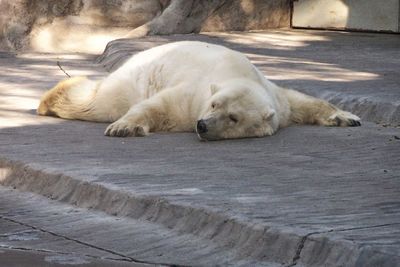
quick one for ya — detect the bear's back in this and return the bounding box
[124,42,230,69]
[104,41,266,108]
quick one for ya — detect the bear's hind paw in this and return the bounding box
[327,111,361,127]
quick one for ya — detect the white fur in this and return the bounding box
[38,41,361,140]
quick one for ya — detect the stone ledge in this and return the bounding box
[1,154,399,266]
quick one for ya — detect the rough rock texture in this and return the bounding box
[0,0,164,52]
[0,186,280,266]
[0,0,290,52]
[125,0,291,38]
[201,0,291,32]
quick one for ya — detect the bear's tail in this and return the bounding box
[37,76,112,122]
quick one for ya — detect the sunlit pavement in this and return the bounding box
[0,30,399,266]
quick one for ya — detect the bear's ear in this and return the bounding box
[210,84,221,95]
[262,109,275,121]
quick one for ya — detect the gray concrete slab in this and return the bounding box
[0,248,151,267]
[0,186,279,266]
[0,30,400,266]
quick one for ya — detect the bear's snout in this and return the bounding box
[197,119,208,134]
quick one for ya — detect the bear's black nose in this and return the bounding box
[197,119,208,134]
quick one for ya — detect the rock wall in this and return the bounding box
[126,0,291,37]
[0,0,165,52]
[0,0,290,52]
[202,0,291,31]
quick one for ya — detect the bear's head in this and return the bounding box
[196,79,278,141]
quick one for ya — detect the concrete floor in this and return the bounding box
[0,30,399,266]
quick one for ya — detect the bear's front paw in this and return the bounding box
[104,120,149,137]
[327,111,361,127]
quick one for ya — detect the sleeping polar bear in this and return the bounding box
[37,41,361,141]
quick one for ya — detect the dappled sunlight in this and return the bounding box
[2,64,55,71]
[0,90,41,101]
[0,92,63,128]
[0,167,11,182]
[248,54,380,82]
[0,70,57,81]
[262,67,379,82]
[0,52,105,129]
[31,18,131,54]
[16,53,96,61]
[240,0,255,14]
[1,29,397,130]
[14,54,107,79]
[0,54,103,85]
[0,109,59,128]
[0,85,57,128]
[208,31,330,50]
[0,111,43,128]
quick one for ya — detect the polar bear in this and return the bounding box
[37,41,360,141]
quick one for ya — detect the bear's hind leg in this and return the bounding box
[283,88,361,127]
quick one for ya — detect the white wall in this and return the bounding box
[292,0,400,32]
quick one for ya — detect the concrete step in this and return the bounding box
[0,248,150,267]
[0,186,280,266]
[1,121,399,266]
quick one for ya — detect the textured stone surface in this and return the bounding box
[0,0,290,52]
[125,0,290,38]
[0,30,399,266]
[0,187,284,266]
[0,0,163,52]
[201,0,290,32]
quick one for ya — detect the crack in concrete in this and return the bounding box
[0,215,183,267]
[2,159,399,266]
[286,222,400,266]
[327,223,400,233]
[286,232,316,267]
[0,160,298,265]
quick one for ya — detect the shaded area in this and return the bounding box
[0,248,150,267]
[0,120,399,266]
[0,52,104,128]
[0,187,280,266]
